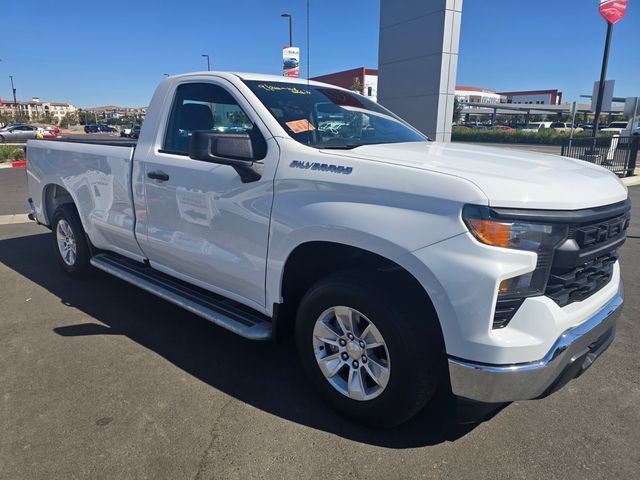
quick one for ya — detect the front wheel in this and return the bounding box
[51,204,92,277]
[296,271,444,427]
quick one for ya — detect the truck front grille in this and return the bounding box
[489,200,629,329]
[545,250,618,307]
[545,209,629,308]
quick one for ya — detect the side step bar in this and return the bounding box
[90,253,272,340]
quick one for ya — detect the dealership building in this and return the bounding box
[313,68,562,109]
[454,86,501,104]
[311,67,379,101]
[499,89,563,105]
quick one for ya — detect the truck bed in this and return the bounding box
[27,138,143,261]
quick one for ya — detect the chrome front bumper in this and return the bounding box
[448,284,623,403]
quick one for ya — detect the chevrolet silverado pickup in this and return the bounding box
[26,72,629,427]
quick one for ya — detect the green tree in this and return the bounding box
[453,97,463,123]
[0,112,13,126]
[350,77,363,94]
[227,110,250,126]
[77,109,94,125]
[59,112,77,128]
[14,112,29,123]
[42,112,54,125]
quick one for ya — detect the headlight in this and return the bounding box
[463,205,568,298]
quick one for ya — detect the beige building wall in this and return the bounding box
[0,98,77,123]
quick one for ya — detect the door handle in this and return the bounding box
[147,170,170,181]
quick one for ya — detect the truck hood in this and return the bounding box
[327,142,628,210]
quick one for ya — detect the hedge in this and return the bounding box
[451,128,612,145]
[0,145,26,162]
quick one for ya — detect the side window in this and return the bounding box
[163,82,255,155]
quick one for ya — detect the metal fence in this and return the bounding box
[561,135,640,177]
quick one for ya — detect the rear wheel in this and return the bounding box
[51,204,92,277]
[296,271,444,427]
[0,135,5,143]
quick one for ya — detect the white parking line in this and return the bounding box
[0,214,32,225]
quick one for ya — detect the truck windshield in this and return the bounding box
[243,80,426,148]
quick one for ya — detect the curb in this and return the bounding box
[622,175,640,187]
[0,161,26,169]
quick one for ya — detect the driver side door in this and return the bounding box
[134,79,279,311]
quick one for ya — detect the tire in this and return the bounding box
[295,270,444,428]
[51,204,92,277]
[0,135,4,143]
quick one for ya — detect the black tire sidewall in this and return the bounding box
[51,204,91,277]
[296,272,442,427]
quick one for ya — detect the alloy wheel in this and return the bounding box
[56,219,77,266]
[312,306,391,401]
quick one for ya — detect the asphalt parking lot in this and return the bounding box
[1,166,639,479]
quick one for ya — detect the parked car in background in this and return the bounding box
[522,122,551,132]
[45,126,61,134]
[602,122,630,134]
[0,123,24,130]
[120,125,133,137]
[624,120,640,136]
[0,124,39,142]
[84,124,100,133]
[40,130,61,140]
[130,125,141,139]
[97,124,117,133]
[550,122,583,133]
[493,125,515,132]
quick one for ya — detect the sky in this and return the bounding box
[0,0,638,108]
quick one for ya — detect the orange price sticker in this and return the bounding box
[285,119,316,134]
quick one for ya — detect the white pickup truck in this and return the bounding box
[26,72,629,427]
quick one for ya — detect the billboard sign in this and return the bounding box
[599,0,627,24]
[282,46,300,78]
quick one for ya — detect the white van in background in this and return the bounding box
[522,121,552,132]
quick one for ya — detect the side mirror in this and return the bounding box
[189,130,262,183]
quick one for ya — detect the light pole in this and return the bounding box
[281,13,293,47]
[591,22,613,144]
[9,75,17,121]
[201,54,210,71]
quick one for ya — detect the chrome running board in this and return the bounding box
[90,253,272,340]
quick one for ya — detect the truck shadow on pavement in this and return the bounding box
[0,232,506,448]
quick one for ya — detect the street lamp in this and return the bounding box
[201,54,210,71]
[9,75,17,121]
[281,13,293,47]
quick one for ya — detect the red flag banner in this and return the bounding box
[599,0,628,24]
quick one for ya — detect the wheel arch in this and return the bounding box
[273,240,444,343]
[42,182,76,226]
